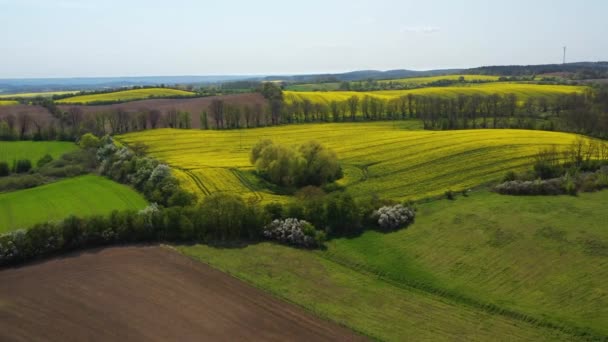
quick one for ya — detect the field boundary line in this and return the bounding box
[318,252,607,341]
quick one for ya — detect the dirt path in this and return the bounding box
[0,246,365,342]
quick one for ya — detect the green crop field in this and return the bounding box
[0,100,18,106]
[0,141,79,165]
[119,122,600,203]
[179,189,608,340]
[0,91,77,98]
[55,88,196,104]
[0,175,147,233]
[284,83,585,104]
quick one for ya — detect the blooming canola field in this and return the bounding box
[119,122,596,202]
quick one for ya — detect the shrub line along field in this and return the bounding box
[284,82,585,104]
[0,175,148,233]
[0,100,18,106]
[55,88,196,104]
[0,246,364,342]
[0,141,79,165]
[179,190,608,340]
[119,122,598,203]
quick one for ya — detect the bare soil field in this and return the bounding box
[57,93,268,128]
[0,245,363,342]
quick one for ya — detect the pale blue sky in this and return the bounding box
[1,0,607,78]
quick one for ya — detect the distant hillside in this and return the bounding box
[466,62,608,78]
[0,75,254,94]
[263,69,463,83]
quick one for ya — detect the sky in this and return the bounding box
[1,0,607,78]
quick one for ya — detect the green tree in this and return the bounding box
[0,161,9,177]
[79,133,101,149]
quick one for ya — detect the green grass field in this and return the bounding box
[0,91,77,98]
[179,189,608,340]
[119,122,599,202]
[55,88,195,104]
[284,83,585,104]
[0,175,147,233]
[0,141,79,165]
[0,100,18,106]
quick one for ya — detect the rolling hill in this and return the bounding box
[0,175,147,233]
[119,122,600,203]
[56,88,196,104]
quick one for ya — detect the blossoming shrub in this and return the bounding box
[263,218,325,248]
[372,204,416,231]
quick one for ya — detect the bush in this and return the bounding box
[0,174,45,192]
[197,193,263,241]
[0,161,9,177]
[37,154,53,168]
[14,159,32,173]
[503,170,517,182]
[96,137,193,207]
[250,140,342,187]
[79,133,101,149]
[494,178,566,195]
[372,204,416,231]
[263,218,325,248]
[445,189,455,200]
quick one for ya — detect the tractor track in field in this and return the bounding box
[177,167,211,196]
[230,169,263,203]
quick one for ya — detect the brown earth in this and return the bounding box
[0,245,364,342]
[57,93,268,128]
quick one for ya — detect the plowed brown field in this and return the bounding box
[0,246,364,342]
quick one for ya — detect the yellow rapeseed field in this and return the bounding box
[284,82,585,104]
[56,88,195,104]
[119,122,600,202]
[377,74,501,84]
[0,100,18,106]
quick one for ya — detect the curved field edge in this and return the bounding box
[321,190,608,336]
[178,243,576,341]
[55,88,196,104]
[178,189,608,340]
[118,123,602,202]
[0,175,148,233]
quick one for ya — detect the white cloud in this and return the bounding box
[400,26,441,34]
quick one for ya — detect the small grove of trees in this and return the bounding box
[495,138,608,196]
[250,140,342,187]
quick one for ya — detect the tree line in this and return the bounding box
[2,84,607,141]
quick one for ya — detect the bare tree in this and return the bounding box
[17,112,31,139]
[347,95,359,121]
[148,109,161,129]
[210,99,224,128]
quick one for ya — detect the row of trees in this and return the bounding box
[0,186,416,266]
[3,85,607,141]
